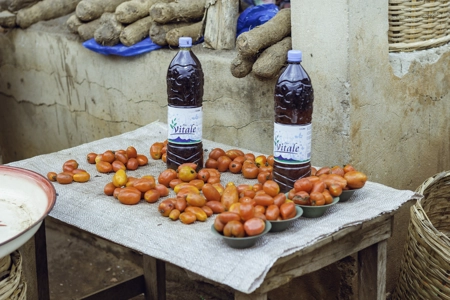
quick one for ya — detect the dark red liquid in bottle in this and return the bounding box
[273,50,314,193]
[166,37,204,171]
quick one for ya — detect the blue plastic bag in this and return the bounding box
[236,4,279,37]
[82,37,163,57]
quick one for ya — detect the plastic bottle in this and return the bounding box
[166,37,204,171]
[272,50,314,193]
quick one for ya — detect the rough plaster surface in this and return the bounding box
[292,0,450,295]
[1,0,450,296]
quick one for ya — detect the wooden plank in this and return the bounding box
[253,216,392,294]
[235,291,267,300]
[203,0,239,50]
[35,219,50,300]
[80,275,145,300]
[358,240,387,300]
[143,255,166,300]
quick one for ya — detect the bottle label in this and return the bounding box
[273,123,311,164]
[167,106,202,144]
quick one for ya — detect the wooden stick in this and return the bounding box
[203,0,239,50]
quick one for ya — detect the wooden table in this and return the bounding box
[32,209,392,300]
[10,122,412,300]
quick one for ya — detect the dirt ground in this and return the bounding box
[45,218,235,300]
[44,217,348,300]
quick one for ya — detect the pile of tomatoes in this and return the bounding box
[288,165,368,206]
[86,146,149,173]
[47,159,91,184]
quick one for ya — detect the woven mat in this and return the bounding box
[7,121,418,294]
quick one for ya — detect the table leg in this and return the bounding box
[235,291,267,300]
[35,219,50,300]
[142,255,166,300]
[358,240,387,300]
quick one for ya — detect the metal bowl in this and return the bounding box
[0,166,56,258]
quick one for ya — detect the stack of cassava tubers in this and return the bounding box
[64,0,207,47]
[231,7,292,79]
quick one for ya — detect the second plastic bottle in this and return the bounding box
[166,37,204,171]
[272,50,314,193]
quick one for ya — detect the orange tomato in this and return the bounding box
[133,178,156,193]
[150,142,164,160]
[292,190,310,205]
[239,203,255,221]
[243,218,265,236]
[185,206,208,221]
[126,146,137,159]
[209,148,226,160]
[315,167,330,176]
[330,165,345,177]
[310,166,317,176]
[144,189,161,203]
[186,193,207,207]
[280,202,296,220]
[112,160,126,172]
[254,155,267,168]
[197,169,210,182]
[265,204,280,220]
[273,193,286,207]
[73,172,90,183]
[205,158,219,169]
[242,163,259,179]
[158,198,175,216]
[229,161,242,174]
[257,171,271,184]
[104,182,116,196]
[223,220,245,237]
[310,192,325,206]
[263,180,280,197]
[201,206,213,217]
[322,189,334,205]
[202,183,222,202]
[96,161,113,173]
[344,171,367,189]
[179,212,196,224]
[294,178,313,193]
[189,179,204,190]
[204,201,225,214]
[343,164,356,173]
[56,172,73,184]
[136,154,148,166]
[218,211,241,224]
[175,196,187,212]
[158,169,178,187]
[86,153,97,164]
[221,183,239,211]
[47,172,57,182]
[118,187,141,205]
[169,209,181,221]
[101,151,115,163]
[253,192,274,207]
[311,181,326,193]
[154,184,169,197]
[328,183,343,197]
[217,155,232,172]
[114,152,128,164]
[225,149,244,160]
[126,158,139,170]
[266,155,275,167]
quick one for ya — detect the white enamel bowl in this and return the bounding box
[0,165,56,258]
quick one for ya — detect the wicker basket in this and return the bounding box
[389,0,450,52]
[392,171,450,300]
[0,251,27,300]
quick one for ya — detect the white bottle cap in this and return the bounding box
[179,37,192,47]
[287,50,302,62]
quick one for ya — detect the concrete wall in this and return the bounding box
[2,0,450,298]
